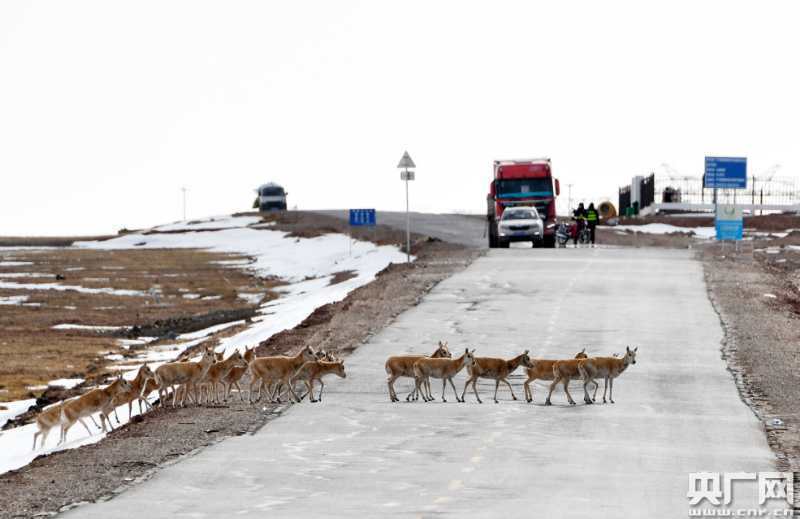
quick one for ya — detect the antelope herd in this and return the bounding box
[386,341,638,406]
[32,339,638,451]
[32,345,346,450]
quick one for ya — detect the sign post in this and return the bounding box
[397,151,416,263]
[705,157,747,244]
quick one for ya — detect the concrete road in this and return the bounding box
[315,210,487,249]
[65,248,777,518]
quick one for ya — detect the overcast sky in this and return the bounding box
[1,1,799,235]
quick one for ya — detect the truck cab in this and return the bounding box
[256,183,288,211]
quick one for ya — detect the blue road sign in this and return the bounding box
[349,209,376,227]
[704,157,747,189]
[716,220,743,240]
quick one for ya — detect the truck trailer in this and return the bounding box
[487,158,560,248]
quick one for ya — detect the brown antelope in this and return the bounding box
[385,341,451,402]
[60,375,133,444]
[222,347,256,401]
[32,403,64,450]
[461,350,533,403]
[248,345,317,403]
[200,350,248,404]
[522,349,596,403]
[110,364,156,423]
[154,348,215,407]
[288,360,346,402]
[578,346,638,404]
[412,348,475,403]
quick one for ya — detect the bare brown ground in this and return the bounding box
[0,248,280,402]
[0,238,476,519]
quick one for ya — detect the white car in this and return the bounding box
[497,206,544,248]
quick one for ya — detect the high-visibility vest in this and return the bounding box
[586,210,598,222]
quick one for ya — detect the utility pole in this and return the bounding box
[396,151,416,263]
[181,187,188,221]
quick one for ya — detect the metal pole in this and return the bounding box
[405,171,410,263]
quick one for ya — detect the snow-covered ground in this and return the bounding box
[0,280,147,297]
[52,324,126,332]
[47,378,84,390]
[0,215,407,475]
[0,295,29,305]
[0,399,36,429]
[614,223,716,239]
[152,215,262,232]
[0,260,33,267]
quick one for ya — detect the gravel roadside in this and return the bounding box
[0,239,478,519]
[702,244,800,473]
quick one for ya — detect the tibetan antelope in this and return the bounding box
[248,345,317,403]
[578,346,638,404]
[385,341,452,402]
[154,348,215,407]
[522,349,596,403]
[288,360,346,402]
[200,350,248,404]
[32,403,64,450]
[60,375,132,444]
[461,350,533,403]
[412,348,475,403]
[221,347,256,401]
[112,363,156,423]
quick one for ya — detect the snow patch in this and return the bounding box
[153,215,262,232]
[52,324,126,332]
[614,223,715,239]
[0,295,28,305]
[0,281,147,297]
[0,399,37,429]
[0,272,52,278]
[48,378,84,389]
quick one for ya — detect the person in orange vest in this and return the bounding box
[586,202,599,246]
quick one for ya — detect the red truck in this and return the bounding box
[487,158,561,248]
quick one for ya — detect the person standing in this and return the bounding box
[572,202,587,247]
[586,202,599,246]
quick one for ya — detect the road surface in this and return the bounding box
[316,210,487,249]
[65,248,777,518]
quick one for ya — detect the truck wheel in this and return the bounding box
[543,236,556,248]
[487,222,498,248]
[498,239,509,248]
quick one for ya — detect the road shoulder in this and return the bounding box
[703,248,799,472]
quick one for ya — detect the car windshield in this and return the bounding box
[502,209,538,220]
[261,187,284,196]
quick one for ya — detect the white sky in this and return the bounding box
[1,1,799,235]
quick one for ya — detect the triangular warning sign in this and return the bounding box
[397,151,416,169]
